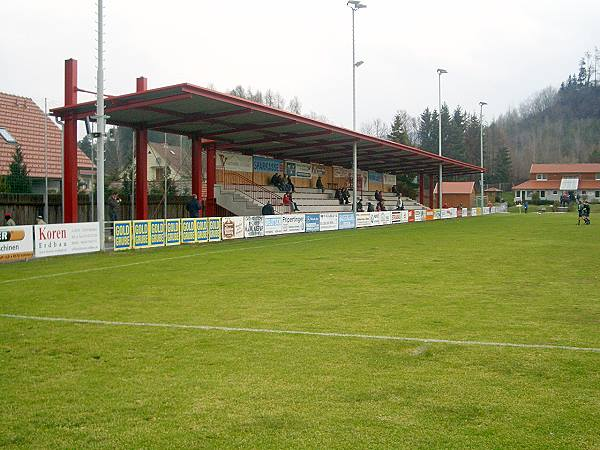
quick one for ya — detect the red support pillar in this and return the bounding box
[206,143,217,217]
[135,77,148,220]
[191,136,203,207]
[419,173,424,205]
[63,59,78,223]
[429,174,435,209]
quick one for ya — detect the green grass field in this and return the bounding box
[1,213,599,449]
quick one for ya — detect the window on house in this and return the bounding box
[540,191,545,198]
[0,128,17,144]
[536,173,547,181]
[596,173,600,181]
[527,191,532,196]
[553,191,557,195]
[582,191,587,195]
[155,167,165,180]
[596,191,600,198]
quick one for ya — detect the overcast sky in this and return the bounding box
[2,0,600,130]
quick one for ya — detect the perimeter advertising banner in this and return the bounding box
[281,214,306,233]
[244,216,265,238]
[356,212,371,228]
[208,218,222,242]
[181,218,197,243]
[391,211,402,224]
[132,220,150,248]
[305,214,320,232]
[381,211,392,225]
[196,218,209,243]
[166,219,181,246]
[221,216,244,240]
[434,210,441,220]
[114,221,132,251]
[414,210,424,222]
[0,225,34,262]
[369,212,382,226]
[34,222,100,257]
[462,208,469,217]
[149,220,166,247]
[483,207,490,215]
[426,209,434,221]
[320,213,338,231]
[471,208,478,216]
[338,212,355,230]
[264,215,283,236]
[408,210,415,222]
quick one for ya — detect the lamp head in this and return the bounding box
[355,60,364,67]
[347,1,366,9]
[437,68,448,75]
[479,101,488,106]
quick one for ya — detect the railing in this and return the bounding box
[217,170,286,214]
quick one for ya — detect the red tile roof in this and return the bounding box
[512,180,561,190]
[530,163,600,174]
[433,181,475,194]
[0,92,94,179]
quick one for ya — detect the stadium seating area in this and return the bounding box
[216,184,426,216]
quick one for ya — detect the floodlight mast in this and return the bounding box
[96,0,107,250]
[437,68,447,210]
[479,101,488,208]
[348,0,366,213]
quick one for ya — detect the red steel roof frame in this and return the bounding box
[52,82,484,176]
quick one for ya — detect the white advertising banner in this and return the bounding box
[281,214,305,234]
[441,209,452,220]
[311,163,327,177]
[462,208,469,217]
[471,208,478,216]
[221,216,244,240]
[381,211,392,225]
[391,211,402,224]
[0,225,34,263]
[383,174,397,186]
[414,210,424,222]
[450,208,458,218]
[369,212,382,226]
[217,150,253,173]
[333,166,349,178]
[34,222,100,258]
[244,216,265,238]
[264,215,283,236]
[483,207,490,215]
[320,213,339,231]
[356,212,371,228]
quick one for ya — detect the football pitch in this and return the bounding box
[1,213,599,449]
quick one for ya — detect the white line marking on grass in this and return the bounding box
[0,236,331,285]
[2,314,599,353]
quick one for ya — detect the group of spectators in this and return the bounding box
[577,200,591,225]
[334,187,351,205]
[270,173,295,193]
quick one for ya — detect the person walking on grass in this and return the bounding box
[577,201,584,225]
[582,200,591,225]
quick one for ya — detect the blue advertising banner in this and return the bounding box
[132,220,150,248]
[253,155,284,173]
[181,218,196,243]
[113,221,132,251]
[149,220,165,247]
[196,218,209,243]
[166,219,181,246]
[338,212,356,230]
[368,171,383,183]
[305,214,320,232]
[208,218,222,242]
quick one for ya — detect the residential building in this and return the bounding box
[512,164,600,203]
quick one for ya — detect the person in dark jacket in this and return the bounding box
[186,194,202,218]
[316,176,324,193]
[108,193,121,222]
[262,201,275,215]
[356,198,364,212]
[367,202,374,212]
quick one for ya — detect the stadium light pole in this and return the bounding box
[437,68,447,210]
[348,0,366,213]
[479,101,487,209]
[44,98,49,223]
[95,0,107,250]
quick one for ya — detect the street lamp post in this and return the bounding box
[348,0,366,213]
[437,68,447,210]
[479,101,488,208]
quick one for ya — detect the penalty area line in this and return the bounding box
[1,313,600,354]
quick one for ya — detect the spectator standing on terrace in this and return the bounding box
[286,176,295,193]
[262,201,275,215]
[4,213,16,226]
[316,176,324,193]
[396,193,404,211]
[375,190,383,203]
[186,194,202,218]
[108,193,122,222]
[356,198,364,212]
[341,187,350,205]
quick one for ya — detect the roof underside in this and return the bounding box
[52,84,484,176]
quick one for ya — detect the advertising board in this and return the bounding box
[383,174,397,186]
[338,212,355,230]
[408,210,415,222]
[244,216,265,238]
[196,218,209,243]
[282,214,305,234]
[181,218,197,243]
[208,218,222,242]
[425,209,434,221]
[391,211,402,224]
[34,222,100,257]
[414,210,424,222]
[304,214,320,232]
[253,155,284,173]
[462,208,469,217]
[166,219,181,246]
[369,212,382,226]
[113,221,132,251]
[0,225,34,262]
[149,220,166,247]
[356,212,371,228]
[132,220,150,248]
[381,211,392,225]
[286,161,312,178]
[264,215,283,236]
[221,216,244,240]
[319,213,338,231]
[216,150,253,173]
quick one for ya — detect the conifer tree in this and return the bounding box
[6,145,32,193]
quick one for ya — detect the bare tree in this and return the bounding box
[360,118,390,139]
